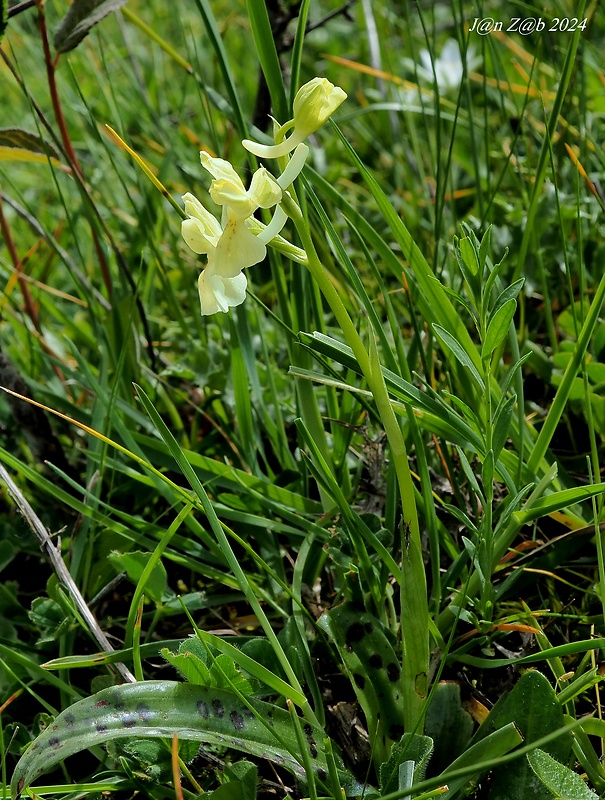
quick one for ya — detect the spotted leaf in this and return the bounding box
[11,680,332,798]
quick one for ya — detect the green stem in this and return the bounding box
[281,193,429,730]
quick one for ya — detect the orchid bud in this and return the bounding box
[292,78,347,139]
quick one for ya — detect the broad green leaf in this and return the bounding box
[162,640,253,696]
[28,597,72,646]
[162,640,211,686]
[459,236,480,277]
[54,0,129,52]
[482,299,517,360]
[379,733,433,795]
[425,682,474,774]
[10,681,333,798]
[472,671,569,800]
[527,748,598,799]
[109,550,167,604]
[439,723,524,799]
[211,761,258,800]
[194,629,307,706]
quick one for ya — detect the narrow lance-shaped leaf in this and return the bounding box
[54,0,129,53]
[433,324,485,390]
[0,129,61,160]
[481,298,517,360]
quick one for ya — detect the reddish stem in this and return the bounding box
[0,199,40,330]
[35,0,113,297]
[0,197,67,386]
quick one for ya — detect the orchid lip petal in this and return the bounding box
[198,268,247,315]
[214,216,267,277]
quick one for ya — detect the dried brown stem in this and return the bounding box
[0,464,136,683]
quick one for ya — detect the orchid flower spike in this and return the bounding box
[243,78,347,159]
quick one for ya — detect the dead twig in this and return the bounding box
[0,464,136,683]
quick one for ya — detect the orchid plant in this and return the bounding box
[179,76,429,731]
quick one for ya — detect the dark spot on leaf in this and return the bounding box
[242,707,254,718]
[96,721,107,733]
[309,741,317,758]
[17,777,25,796]
[230,710,245,731]
[52,725,58,731]
[389,723,405,741]
[64,713,75,728]
[304,724,312,736]
[318,769,327,780]
[48,736,60,748]
[386,662,401,682]
[369,653,383,669]
[136,703,153,722]
[197,700,209,718]
[232,738,245,748]
[353,673,366,689]
[346,621,366,647]
[122,713,136,728]
[94,699,110,708]
[364,622,374,634]
[212,699,225,718]
[115,701,125,711]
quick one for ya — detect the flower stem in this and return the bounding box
[281,192,429,730]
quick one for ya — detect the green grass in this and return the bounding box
[1,0,605,798]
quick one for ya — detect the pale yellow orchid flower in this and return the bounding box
[200,152,283,279]
[181,191,250,315]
